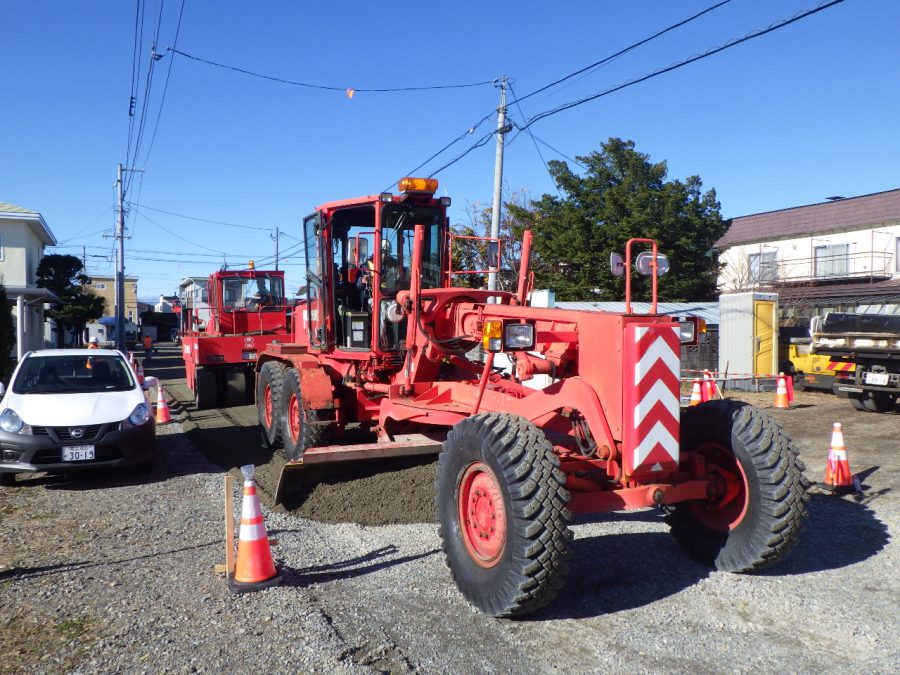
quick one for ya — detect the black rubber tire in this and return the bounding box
[194,369,218,410]
[849,396,868,412]
[666,400,809,572]
[0,472,15,486]
[256,361,286,449]
[280,368,331,461]
[436,413,573,617]
[864,392,896,413]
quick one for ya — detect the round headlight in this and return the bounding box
[127,403,152,428]
[0,409,25,434]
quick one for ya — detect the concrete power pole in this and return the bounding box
[272,226,280,271]
[487,77,509,294]
[115,163,126,353]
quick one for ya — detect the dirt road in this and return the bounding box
[1,345,896,672]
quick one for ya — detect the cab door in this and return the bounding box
[303,213,328,350]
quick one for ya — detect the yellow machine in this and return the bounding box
[780,334,853,391]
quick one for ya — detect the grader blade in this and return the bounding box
[274,433,444,505]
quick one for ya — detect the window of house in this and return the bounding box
[748,251,777,283]
[94,282,106,290]
[814,243,849,278]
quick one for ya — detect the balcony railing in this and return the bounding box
[752,251,894,285]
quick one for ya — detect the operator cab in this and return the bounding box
[303,178,447,356]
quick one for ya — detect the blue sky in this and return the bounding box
[2,0,898,300]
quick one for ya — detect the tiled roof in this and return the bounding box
[716,188,900,248]
[0,201,37,215]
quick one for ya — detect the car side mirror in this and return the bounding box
[610,252,625,277]
[142,376,159,391]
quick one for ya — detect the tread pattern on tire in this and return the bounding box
[436,412,573,617]
[667,399,810,572]
[280,368,331,461]
[257,361,286,449]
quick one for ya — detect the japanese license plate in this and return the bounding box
[62,445,95,462]
[864,372,889,386]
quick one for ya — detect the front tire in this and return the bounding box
[436,413,573,617]
[257,361,286,449]
[667,400,809,572]
[280,368,331,461]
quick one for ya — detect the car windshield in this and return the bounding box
[12,354,135,394]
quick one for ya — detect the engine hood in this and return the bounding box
[2,390,144,427]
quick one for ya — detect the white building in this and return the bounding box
[0,201,60,358]
[716,188,900,320]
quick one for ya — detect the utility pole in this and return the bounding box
[115,164,126,353]
[114,164,142,353]
[488,76,509,294]
[272,226,280,271]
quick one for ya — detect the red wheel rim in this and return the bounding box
[264,385,273,428]
[288,392,300,444]
[689,442,749,532]
[458,462,506,567]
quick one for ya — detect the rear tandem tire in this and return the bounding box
[436,413,573,617]
[666,400,809,572]
[864,392,897,413]
[280,368,331,462]
[257,361,286,449]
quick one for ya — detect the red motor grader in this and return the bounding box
[255,177,809,617]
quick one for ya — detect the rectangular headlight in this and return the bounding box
[241,351,258,361]
[678,320,696,344]
[504,323,535,351]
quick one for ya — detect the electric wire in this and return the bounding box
[135,209,229,254]
[508,0,733,107]
[507,80,559,196]
[127,203,273,231]
[168,48,494,92]
[125,0,145,172]
[520,0,846,131]
[142,0,186,168]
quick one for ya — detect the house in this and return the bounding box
[84,274,139,325]
[179,276,210,332]
[0,201,60,358]
[716,188,900,323]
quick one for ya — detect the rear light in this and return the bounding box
[242,351,257,360]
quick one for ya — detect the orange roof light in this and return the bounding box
[398,177,438,194]
[248,260,255,270]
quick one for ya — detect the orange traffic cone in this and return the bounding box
[155,384,172,424]
[701,371,717,402]
[781,371,795,402]
[689,380,703,406]
[229,465,282,593]
[136,360,145,386]
[823,422,858,492]
[773,374,790,409]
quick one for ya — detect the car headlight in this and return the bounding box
[0,409,32,435]
[121,403,152,429]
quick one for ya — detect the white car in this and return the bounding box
[0,349,158,486]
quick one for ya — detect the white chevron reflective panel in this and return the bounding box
[633,327,680,385]
[633,420,679,466]
[633,379,681,427]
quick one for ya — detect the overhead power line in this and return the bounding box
[521,0,846,131]
[168,48,494,93]
[509,0,733,107]
[128,202,273,231]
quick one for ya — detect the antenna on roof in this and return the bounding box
[825,196,845,201]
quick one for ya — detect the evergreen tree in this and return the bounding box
[36,254,105,347]
[0,283,16,380]
[511,138,729,301]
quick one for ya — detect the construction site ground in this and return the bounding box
[0,344,897,673]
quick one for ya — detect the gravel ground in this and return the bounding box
[1,362,898,673]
